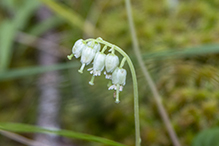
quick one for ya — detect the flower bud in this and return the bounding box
[105,54,119,73]
[87,41,101,52]
[112,67,127,85]
[72,39,86,58]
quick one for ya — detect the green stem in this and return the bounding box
[115,84,120,103]
[101,45,107,53]
[78,63,85,73]
[85,38,141,146]
[116,47,141,146]
[89,75,95,85]
[120,57,126,68]
[111,46,115,54]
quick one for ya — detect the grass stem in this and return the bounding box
[124,0,181,146]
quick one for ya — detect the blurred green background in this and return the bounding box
[0,0,219,146]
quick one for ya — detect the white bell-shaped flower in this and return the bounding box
[108,67,127,91]
[88,52,106,76]
[87,41,101,52]
[88,52,106,86]
[81,46,96,65]
[108,67,127,103]
[112,67,127,85]
[105,53,119,73]
[78,46,96,73]
[72,39,86,58]
[104,53,119,79]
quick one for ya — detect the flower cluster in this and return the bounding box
[67,38,127,103]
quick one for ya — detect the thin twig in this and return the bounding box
[0,130,49,146]
[124,0,181,146]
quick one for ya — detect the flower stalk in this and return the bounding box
[68,37,141,146]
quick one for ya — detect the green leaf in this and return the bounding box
[0,62,79,81]
[192,127,219,146]
[0,20,16,72]
[0,123,126,146]
[0,0,40,72]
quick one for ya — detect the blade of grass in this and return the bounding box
[143,44,219,60]
[29,15,64,36]
[0,62,78,81]
[40,0,83,29]
[0,20,16,72]
[0,0,40,72]
[39,0,96,36]
[125,0,181,146]
[0,123,126,146]
[14,0,40,30]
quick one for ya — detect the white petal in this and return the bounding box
[92,52,106,76]
[119,86,123,91]
[81,46,96,65]
[87,68,93,71]
[105,54,119,73]
[112,68,127,85]
[87,41,101,52]
[72,39,86,58]
[108,85,116,90]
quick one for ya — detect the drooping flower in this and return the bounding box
[112,68,126,85]
[81,46,96,64]
[104,53,119,79]
[88,52,106,85]
[87,41,101,52]
[88,52,106,76]
[108,67,127,103]
[105,54,119,72]
[78,45,96,73]
[72,39,86,58]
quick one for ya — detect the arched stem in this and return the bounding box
[85,38,141,146]
[114,46,141,146]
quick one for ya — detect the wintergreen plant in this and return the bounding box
[67,37,141,146]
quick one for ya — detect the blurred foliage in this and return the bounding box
[0,123,126,146]
[192,127,219,146]
[0,0,219,146]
